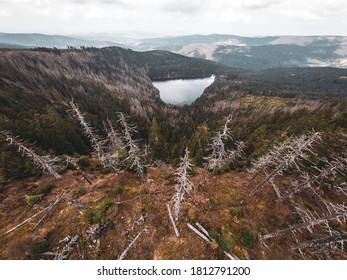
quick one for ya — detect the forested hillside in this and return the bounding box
[0,47,346,260]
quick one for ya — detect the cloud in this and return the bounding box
[162,0,206,15]
[0,0,346,35]
[242,0,283,10]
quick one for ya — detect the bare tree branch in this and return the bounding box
[204,115,244,172]
[171,147,194,221]
[249,130,322,197]
[68,100,119,173]
[118,112,145,182]
[263,205,347,240]
[1,130,62,179]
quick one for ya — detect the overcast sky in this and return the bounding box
[0,0,346,36]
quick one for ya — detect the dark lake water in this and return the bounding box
[152,75,215,105]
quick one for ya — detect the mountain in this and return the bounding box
[1,33,347,69]
[0,33,127,49]
[132,34,347,69]
[0,47,346,260]
[0,46,227,157]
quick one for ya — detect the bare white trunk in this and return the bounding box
[118,227,148,260]
[167,204,180,237]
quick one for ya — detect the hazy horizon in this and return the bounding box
[2,31,347,39]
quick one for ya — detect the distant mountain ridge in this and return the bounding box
[0,32,127,49]
[133,34,347,69]
[1,32,347,69]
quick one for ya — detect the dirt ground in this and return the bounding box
[0,163,343,260]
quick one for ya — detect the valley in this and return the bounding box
[0,45,346,260]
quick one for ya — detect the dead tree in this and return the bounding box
[118,112,145,182]
[1,131,62,179]
[167,203,180,237]
[170,147,194,222]
[118,227,148,260]
[281,153,347,200]
[187,222,239,260]
[103,119,125,166]
[55,235,80,260]
[68,100,119,173]
[247,138,293,186]
[248,130,322,197]
[204,115,244,172]
[0,191,65,237]
[262,203,347,240]
[291,233,347,253]
[33,191,65,230]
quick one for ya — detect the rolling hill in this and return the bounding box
[1,33,347,69]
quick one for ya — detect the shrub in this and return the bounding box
[78,156,91,169]
[115,185,124,195]
[188,208,196,220]
[209,197,220,206]
[209,229,234,253]
[35,183,54,196]
[236,227,257,248]
[26,195,42,206]
[83,199,114,224]
[259,227,269,235]
[31,239,50,255]
[74,186,87,198]
[212,167,226,176]
[230,207,242,218]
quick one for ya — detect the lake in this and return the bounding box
[152,75,215,105]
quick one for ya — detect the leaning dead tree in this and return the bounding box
[33,191,65,230]
[204,115,244,172]
[118,227,148,260]
[68,100,119,173]
[1,130,62,179]
[291,232,347,252]
[187,222,239,260]
[0,191,65,237]
[262,203,347,240]
[171,148,195,221]
[118,112,145,182]
[167,203,180,237]
[281,153,347,200]
[248,130,322,197]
